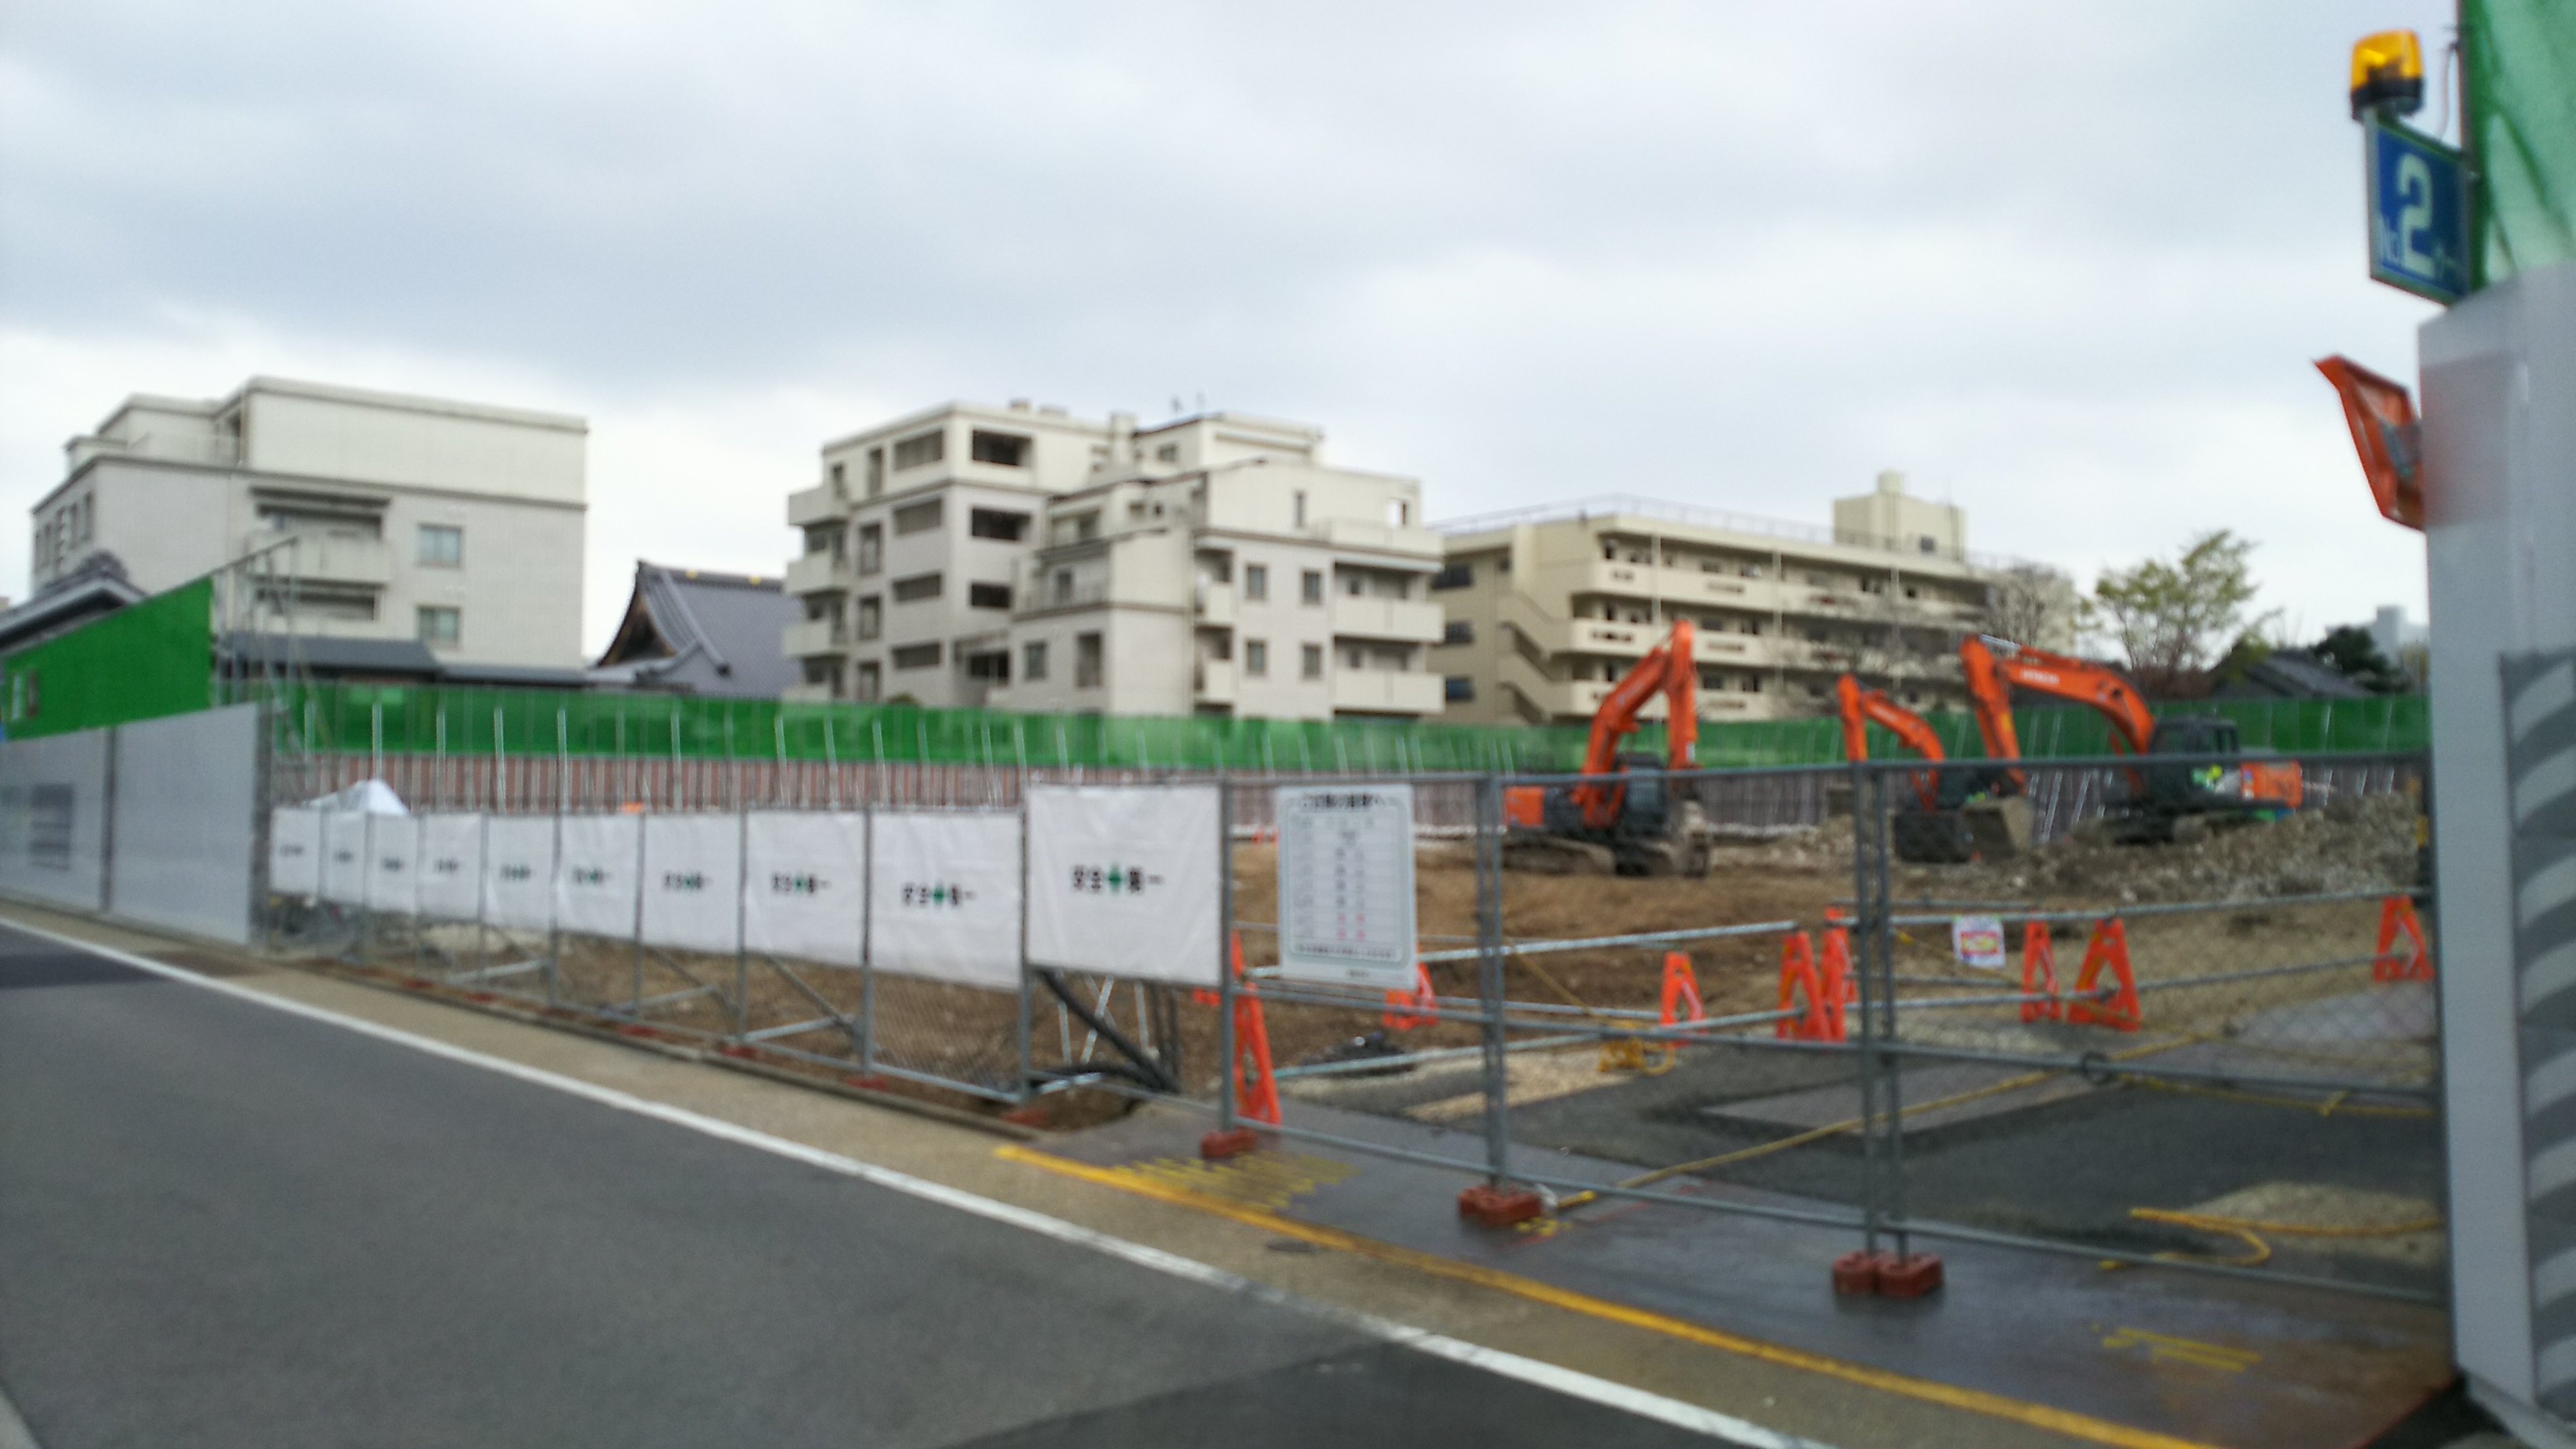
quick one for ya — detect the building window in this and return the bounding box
[1431,563,1472,590]
[892,642,943,669]
[1343,573,1364,596]
[969,582,1012,610]
[1442,620,1473,645]
[1919,536,1937,553]
[866,447,885,496]
[1301,570,1324,604]
[892,429,945,470]
[857,596,881,639]
[1293,490,1307,528]
[417,606,461,647]
[1244,639,1269,677]
[1075,633,1104,688]
[892,572,943,602]
[1155,443,1179,463]
[856,662,881,700]
[419,523,466,564]
[1024,641,1049,682]
[1051,570,1074,606]
[1244,564,1268,601]
[857,523,882,574]
[965,650,1010,681]
[1301,644,1323,680]
[969,430,1031,466]
[1445,676,1474,702]
[1345,647,1366,669]
[894,498,943,535]
[969,508,1030,541]
[829,461,847,498]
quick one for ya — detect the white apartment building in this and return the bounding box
[1430,473,2050,726]
[783,402,1445,718]
[32,377,588,669]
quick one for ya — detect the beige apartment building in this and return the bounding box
[32,377,588,669]
[1430,472,2057,725]
[782,402,1444,718]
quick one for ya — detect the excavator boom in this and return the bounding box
[1568,620,1697,827]
[1833,674,1944,812]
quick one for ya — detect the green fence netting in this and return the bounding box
[1,580,214,739]
[2467,0,2576,286]
[275,682,2426,772]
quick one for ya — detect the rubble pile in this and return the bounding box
[1742,795,2419,906]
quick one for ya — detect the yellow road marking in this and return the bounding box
[2100,1328,2260,1374]
[995,1143,2228,1449]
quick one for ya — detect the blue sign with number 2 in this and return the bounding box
[2367,119,2467,304]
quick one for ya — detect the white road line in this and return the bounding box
[7,919,1835,1449]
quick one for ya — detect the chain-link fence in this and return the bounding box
[256,726,2441,1304]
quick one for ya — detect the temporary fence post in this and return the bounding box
[1868,763,1915,1266]
[733,803,750,1038]
[1849,759,1883,1263]
[861,797,878,1076]
[630,799,647,1015]
[1216,777,1240,1135]
[1475,771,1509,1188]
[1012,790,1032,1104]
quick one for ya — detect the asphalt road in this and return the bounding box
[0,927,1746,1448]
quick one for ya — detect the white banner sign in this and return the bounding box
[1951,914,2008,970]
[321,812,370,905]
[1025,786,1220,987]
[366,815,420,914]
[416,815,484,921]
[269,808,321,897]
[869,812,1024,989]
[1275,784,1417,988]
[744,812,867,967]
[482,816,557,931]
[641,814,742,954]
[555,814,641,940]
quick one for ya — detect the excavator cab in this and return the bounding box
[1501,623,1715,878]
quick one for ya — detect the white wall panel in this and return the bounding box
[321,813,372,906]
[555,814,641,941]
[0,729,110,912]
[641,814,742,954]
[1025,786,1220,986]
[743,812,865,966]
[482,816,555,931]
[415,815,483,921]
[869,812,1022,989]
[269,808,322,896]
[366,814,420,914]
[105,706,260,943]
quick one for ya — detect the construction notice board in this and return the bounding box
[1275,784,1416,989]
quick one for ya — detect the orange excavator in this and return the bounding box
[1958,637,2302,844]
[1502,620,1713,877]
[1833,674,2024,862]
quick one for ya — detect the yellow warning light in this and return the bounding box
[2350,30,2425,120]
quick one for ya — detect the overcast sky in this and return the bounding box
[0,1,2454,655]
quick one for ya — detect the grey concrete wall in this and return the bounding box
[108,704,259,945]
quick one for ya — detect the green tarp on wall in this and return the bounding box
[1,580,213,739]
[2467,0,2576,286]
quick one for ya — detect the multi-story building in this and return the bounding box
[783,402,1446,718]
[1430,473,2057,725]
[783,400,1097,706]
[31,377,588,669]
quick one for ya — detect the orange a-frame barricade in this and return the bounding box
[1775,931,1848,1042]
[1383,963,1438,1030]
[2063,918,2141,1031]
[2372,896,2433,982]
[2020,919,2061,1022]
[1660,951,1704,1027]
[1219,932,1281,1125]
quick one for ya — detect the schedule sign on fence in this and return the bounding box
[1275,784,1416,988]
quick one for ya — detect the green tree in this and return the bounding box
[2088,530,2265,697]
[2312,625,2413,693]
